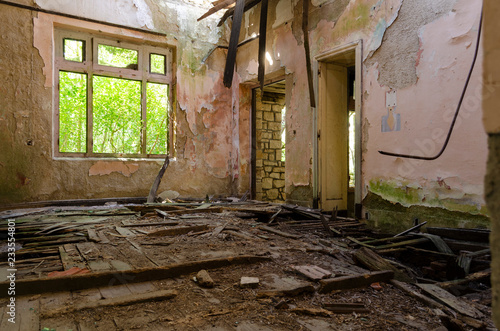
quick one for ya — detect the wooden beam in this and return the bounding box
[302,0,315,108]
[42,290,178,318]
[198,0,236,21]
[0,255,270,297]
[223,0,246,87]
[218,0,261,27]
[319,270,394,293]
[147,155,170,203]
[257,0,269,93]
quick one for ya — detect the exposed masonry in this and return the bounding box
[255,92,286,203]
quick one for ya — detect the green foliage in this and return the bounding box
[59,72,87,153]
[93,76,142,154]
[64,39,84,62]
[98,44,138,69]
[59,45,169,156]
[150,54,166,74]
[146,83,169,154]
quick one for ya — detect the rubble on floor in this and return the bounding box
[0,197,495,330]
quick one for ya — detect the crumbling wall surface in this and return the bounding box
[0,0,245,204]
[235,0,487,221]
[483,0,500,326]
[363,0,488,228]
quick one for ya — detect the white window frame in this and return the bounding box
[54,28,174,158]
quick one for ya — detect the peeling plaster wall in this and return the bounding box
[236,0,488,226]
[483,0,500,326]
[0,0,245,204]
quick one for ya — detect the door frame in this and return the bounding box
[313,40,363,216]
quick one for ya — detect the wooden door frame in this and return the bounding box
[313,40,363,216]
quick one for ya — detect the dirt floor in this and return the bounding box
[0,200,495,330]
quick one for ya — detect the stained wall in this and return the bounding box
[236,0,488,231]
[0,0,249,204]
[0,0,491,236]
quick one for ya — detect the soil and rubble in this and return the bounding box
[0,197,495,330]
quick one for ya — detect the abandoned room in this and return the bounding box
[0,0,499,329]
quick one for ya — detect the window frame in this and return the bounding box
[54,29,174,159]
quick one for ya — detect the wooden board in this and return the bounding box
[99,284,132,299]
[417,283,483,318]
[147,224,209,237]
[319,270,394,293]
[60,244,86,270]
[17,296,40,331]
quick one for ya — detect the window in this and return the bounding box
[55,29,173,158]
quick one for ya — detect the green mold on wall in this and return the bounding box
[363,192,491,234]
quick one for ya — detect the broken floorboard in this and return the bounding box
[42,289,178,318]
[319,270,394,293]
[0,255,271,297]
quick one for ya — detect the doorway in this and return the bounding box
[316,42,362,217]
[252,80,286,202]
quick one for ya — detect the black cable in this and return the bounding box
[378,9,483,160]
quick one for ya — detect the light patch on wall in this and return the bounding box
[381,90,400,132]
[34,0,154,30]
[272,0,296,29]
[89,161,139,177]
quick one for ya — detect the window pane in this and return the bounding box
[59,72,87,153]
[64,39,84,62]
[146,83,169,154]
[93,76,141,154]
[98,44,138,69]
[150,54,166,74]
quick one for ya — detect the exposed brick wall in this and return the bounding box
[255,92,285,202]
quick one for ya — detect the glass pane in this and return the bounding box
[98,44,138,69]
[93,76,141,154]
[147,83,169,154]
[64,39,84,62]
[59,72,87,153]
[150,54,166,74]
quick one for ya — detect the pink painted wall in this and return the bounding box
[236,0,488,223]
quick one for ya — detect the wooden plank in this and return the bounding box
[17,296,39,331]
[426,227,490,243]
[353,247,413,283]
[292,265,332,281]
[197,0,236,21]
[167,207,223,215]
[42,290,178,318]
[257,225,301,239]
[374,238,429,250]
[0,255,270,297]
[257,0,268,93]
[99,284,132,299]
[59,245,86,270]
[147,224,209,237]
[302,0,315,109]
[257,284,315,298]
[416,283,482,318]
[324,302,370,314]
[390,280,447,310]
[87,228,100,242]
[223,0,245,87]
[126,281,157,294]
[147,155,170,203]
[225,230,259,241]
[97,231,110,244]
[437,269,491,290]
[217,0,260,27]
[319,270,394,293]
[109,260,133,271]
[115,226,136,237]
